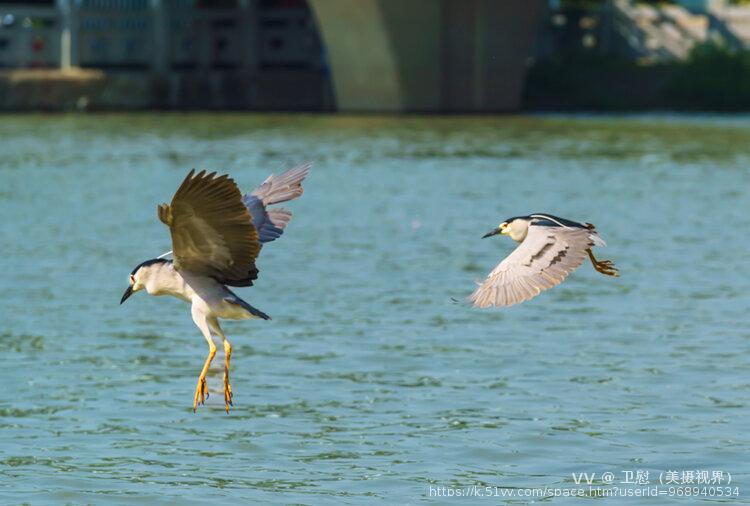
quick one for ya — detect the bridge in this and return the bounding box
[309,0,546,112]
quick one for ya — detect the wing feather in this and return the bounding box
[242,162,311,244]
[470,226,593,308]
[251,162,311,205]
[159,169,261,287]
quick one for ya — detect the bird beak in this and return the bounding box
[482,228,501,239]
[120,285,134,304]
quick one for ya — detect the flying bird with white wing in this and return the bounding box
[470,213,618,308]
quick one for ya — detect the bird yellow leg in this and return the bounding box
[207,317,235,414]
[223,339,233,413]
[587,248,619,277]
[193,342,216,412]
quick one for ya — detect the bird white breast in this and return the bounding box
[143,263,193,302]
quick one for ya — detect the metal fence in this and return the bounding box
[0,0,322,72]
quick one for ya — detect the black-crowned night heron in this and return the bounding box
[120,163,310,412]
[470,213,618,308]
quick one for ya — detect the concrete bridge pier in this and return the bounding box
[308,0,546,113]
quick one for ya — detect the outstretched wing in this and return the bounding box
[242,162,311,244]
[470,226,593,308]
[158,170,261,287]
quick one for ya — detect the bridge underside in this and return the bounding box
[308,0,546,113]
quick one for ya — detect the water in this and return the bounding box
[1,113,748,504]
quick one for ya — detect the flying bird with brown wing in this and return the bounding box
[121,163,311,412]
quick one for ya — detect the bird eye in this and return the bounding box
[130,275,135,284]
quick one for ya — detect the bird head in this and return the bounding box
[120,258,167,304]
[482,217,531,243]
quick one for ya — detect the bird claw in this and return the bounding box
[594,259,619,277]
[223,372,233,413]
[193,377,209,412]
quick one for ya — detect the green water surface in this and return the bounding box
[1,113,748,504]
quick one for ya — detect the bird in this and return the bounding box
[120,163,311,413]
[470,213,618,308]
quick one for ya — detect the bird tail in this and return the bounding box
[589,232,606,247]
[583,223,607,247]
[224,294,271,320]
[251,162,311,206]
